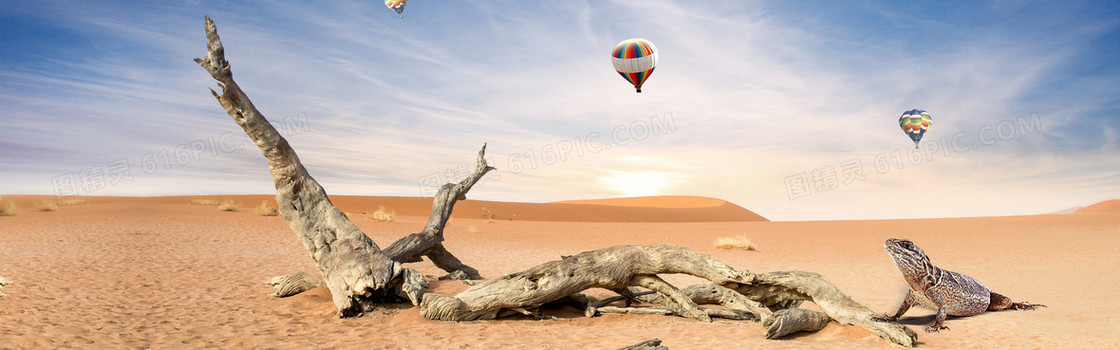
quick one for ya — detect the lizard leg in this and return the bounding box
[989,292,1046,311]
[926,292,950,333]
[874,290,916,322]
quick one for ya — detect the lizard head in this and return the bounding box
[884,238,938,290]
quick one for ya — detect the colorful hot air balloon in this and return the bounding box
[611,38,658,93]
[385,0,406,18]
[899,109,932,148]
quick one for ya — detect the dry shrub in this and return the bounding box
[481,207,496,223]
[39,200,59,212]
[0,202,21,216]
[714,236,757,251]
[217,200,239,212]
[255,201,278,216]
[365,206,395,222]
[57,197,89,206]
[188,198,221,206]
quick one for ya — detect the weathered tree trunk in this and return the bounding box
[764,308,831,339]
[632,284,773,322]
[196,16,484,317]
[264,272,324,298]
[730,271,918,347]
[196,16,915,347]
[420,245,917,347]
[265,147,493,298]
[420,245,750,322]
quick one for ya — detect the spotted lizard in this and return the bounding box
[874,238,1044,332]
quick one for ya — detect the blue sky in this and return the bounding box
[1,0,1118,221]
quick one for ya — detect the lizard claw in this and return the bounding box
[1011,302,1045,310]
[925,324,950,333]
[871,314,897,322]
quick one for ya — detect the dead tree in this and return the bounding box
[420,245,917,347]
[196,17,915,347]
[195,16,488,317]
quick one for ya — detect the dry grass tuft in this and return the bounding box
[38,200,59,212]
[365,206,395,222]
[217,200,239,212]
[254,201,278,216]
[480,207,497,223]
[57,197,89,206]
[0,202,21,216]
[188,198,221,206]
[467,226,481,234]
[714,236,757,251]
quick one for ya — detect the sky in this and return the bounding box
[1,0,1118,221]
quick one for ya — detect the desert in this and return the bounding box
[4,2,1120,349]
[1,195,1117,349]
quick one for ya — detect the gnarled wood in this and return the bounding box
[731,271,918,347]
[196,15,396,317]
[196,16,481,317]
[764,308,831,339]
[630,284,772,323]
[419,245,751,322]
[265,272,323,298]
[196,15,913,347]
[263,148,492,298]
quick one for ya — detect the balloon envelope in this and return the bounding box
[899,109,932,148]
[385,0,406,18]
[611,38,658,93]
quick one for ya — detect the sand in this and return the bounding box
[0,195,1117,349]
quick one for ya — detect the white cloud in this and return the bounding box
[1,0,1117,220]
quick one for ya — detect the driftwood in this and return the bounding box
[730,271,918,346]
[263,145,491,299]
[421,245,917,347]
[265,272,323,297]
[631,284,771,322]
[196,16,485,317]
[197,16,916,347]
[0,276,10,297]
[420,245,750,322]
[764,308,831,339]
[618,339,668,350]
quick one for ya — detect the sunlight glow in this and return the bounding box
[602,172,668,197]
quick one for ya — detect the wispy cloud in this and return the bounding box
[1,0,1117,220]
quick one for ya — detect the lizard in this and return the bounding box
[874,238,1044,333]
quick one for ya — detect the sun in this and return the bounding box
[601,172,668,197]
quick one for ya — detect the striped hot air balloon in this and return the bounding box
[899,109,932,148]
[385,0,406,18]
[611,38,658,93]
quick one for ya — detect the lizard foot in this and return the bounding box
[925,324,949,333]
[871,314,898,322]
[1011,302,1045,310]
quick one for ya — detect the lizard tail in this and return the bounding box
[989,292,1046,311]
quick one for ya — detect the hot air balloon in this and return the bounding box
[611,38,658,93]
[385,0,406,18]
[899,109,932,148]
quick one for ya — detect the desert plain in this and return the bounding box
[0,195,1117,349]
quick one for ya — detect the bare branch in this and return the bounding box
[196,16,399,317]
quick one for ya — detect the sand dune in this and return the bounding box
[0,194,767,222]
[1,195,1116,349]
[554,195,730,208]
[1074,199,1120,214]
